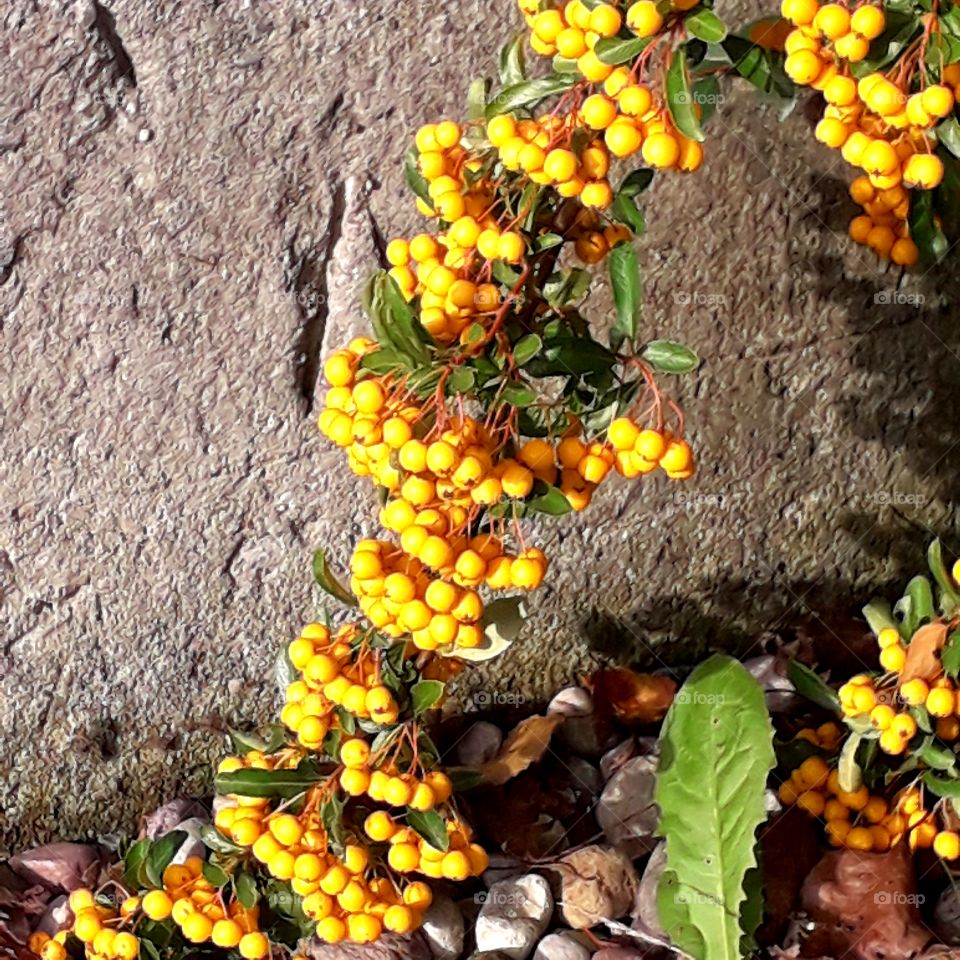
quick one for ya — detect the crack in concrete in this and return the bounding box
[289,179,346,415]
[87,1,137,88]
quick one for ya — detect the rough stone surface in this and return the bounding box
[474,874,554,960]
[2,0,960,851]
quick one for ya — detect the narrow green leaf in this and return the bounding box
[936,116,960,159]
[229,728,267,755]
[923,770,960,798]
[360,347,407,375]
[486,74,575,119]
[838,733,862,792]
[786,660,841,713]
[215,759,328,799]
[513,334,543,365]
[312,547,357,607]
[863,599,903,640]
[468,78,489,121]
[145,831,187,889]
[656,655,775,960]
[943,632,960,679]
[611,191,646,235]
[447,766,485,791]
[685,8,727,42]
[199,825,244,856]
[908,188,950,265]
[122,838,150,889]
[641,340,700,374]
[552,55,580,74]
[534,232,564,251]
[906,575,936,633]
[543,267,591,308]
[411,680,445,716]
[321,793,347,855]
[608,242,642,350]
[665,47,705,143]
[403,148,431,205]
[919,741,957,772]
[406,810,449,851]
[595,35,653,65]
[721,36,795,98]
[619,168,655,196]
[235,870,259,909]
[499,35,527,87]
[929,539,960,614]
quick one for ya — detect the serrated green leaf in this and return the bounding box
[786,660,841,712]
[215,758,328,799]
[641,340,700,374]
[656,655,775,960]
[486,74,575,119]
[513,334,543,365]
[595,35,653,65]
[406,810,449,851]
[312,547,356,607]
[145,831,187,889]
[657,868,708,958]
[739,858,764,955]
[685,8,727,42]
[411,680,445,716]
[499,35,527,87]
[665,47,704,143]
[608,242,641,351]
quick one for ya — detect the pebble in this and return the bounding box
[596,757,659,857]
[474,874,554,960]
[454,721,504,766]
[532,933,591,960]
[421,894,465,960]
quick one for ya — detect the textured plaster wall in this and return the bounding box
[1,0,958,852]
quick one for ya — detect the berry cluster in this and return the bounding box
[783,0,956,264]
[29,891,143,960]
[838,627,960,755]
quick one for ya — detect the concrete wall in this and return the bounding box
[1,0,957,851]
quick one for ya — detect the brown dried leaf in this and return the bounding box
[900,622,949,684]
[479,714,564,786]
[588,668,676,725]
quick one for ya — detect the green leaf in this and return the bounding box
[122,838,151,889]
[145,831,187,889]
[721,36,794,98]
[665,47,705,143]
[786,660,841,712]
[403,148,431,205]
[468,78,488,121]
[906,575,936,632]
[641,340,700,375]
[739,859,764,955]
[202,861,229,888]
[312,547,357,607]
[447,367,476,395]
[608,242,642,350]
[321,793,347,855]
[499,35,527,87]
[693,75,722,124]
[838,733,862,792]
[685,8,727,42]
[406,810,449,851]
[447,766,485,791]
[595,35,653,65]
[850,10,921,76]
[908,188,950,265]
[527,485,573,516]
[411,680,446,716]
[552,55,580,74]
[611,191,646,235]
[937,117,960,159]
[943,632,960,679]
[920,741,958,772]
[862,599,902,639]
[513,334,543,365]
[929,539,960,614]
[501,382,538,407]
[235,870,259,909]
[619,168,655,197]
[656,655,775,960]
[543,267,591,308]
[486,74,575,119]
[138,938,161,960]
[199,825,244,856]
[361,347,407,376]
[215,758,328,799]
[923,770,960,798]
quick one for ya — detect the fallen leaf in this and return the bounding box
[901,622,949,684]
[479,714,564,786]
[587,668,676,725]
[552,844,639,929]
[8,843,101,892]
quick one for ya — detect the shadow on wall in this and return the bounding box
[806,173,960,507]
[586,178,960,671]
